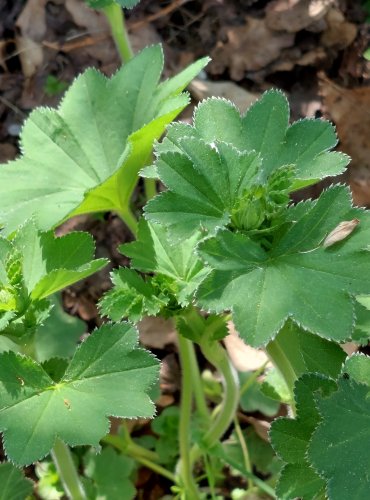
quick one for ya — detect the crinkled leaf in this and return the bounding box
[276,463,326,500]
[99,268,169,322]
[144,91,349,237]
[308,355,370,500]
[120,219,210,305]
[84,447,136,500]
[0,322,159,466]
[145,140,262,239]
[34,295,86,362]
[197,186,370,346]
[0,462,34,500]
[270,374,336,500]
[12,220,108,300]
[0,46,208,234]
[0,222,106,338]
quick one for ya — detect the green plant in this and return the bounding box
[0,1,370,499]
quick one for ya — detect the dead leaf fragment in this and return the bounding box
[138,316,177,349]
[15,0,47,77]
[266,0,334,33]
[209,17,294,80]
[321,8,357,49]
[189,79,260,112]
[224,322,269,372]
[323,219,360,248]
[320,78,370,206]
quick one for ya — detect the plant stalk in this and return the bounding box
[116,207,137,237]
[199,340,240,450]
[265,337,298,413]
[102,3,133,63]
[144,178,157,201]
[51,439,87,500]
[177,334,202,499]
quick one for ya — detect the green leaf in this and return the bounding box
[276,463,326,500]
[307,354,370,500]
[261,368,291,403]
[0,462,34,500]
[145,140,261,239]
[0,47,209,235]
[144,91,349,238]
[270,374,336,500]
[0,322,159,465]
[197,186,370,346]
[239,372,280,417]
[99,267,169,322]
[34,295,86,362]
[13,220,108,300]
[151,406,180,466]
[268,322,347,380]
[84,447,136,500]
[35,460,64,500]
[0,222,106,339]
[120,219,210,305]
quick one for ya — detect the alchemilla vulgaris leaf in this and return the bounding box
[308,354,370,500]
[0,220,107,337]
[0,46,209,234]
[197,185,370,347]
[0,462,34,500]
[0,322,159,466]
[270,374,337,500]
[144,90,349,239]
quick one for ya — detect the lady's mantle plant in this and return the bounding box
[0,42,370,500]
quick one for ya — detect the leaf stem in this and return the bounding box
[116,207,138,237]
[103,432,176,483]
[265,337,297,413]
[177,334,202,499]
[51,439,87,500]
[234,416,253,489]
[134,455,177,483]
[187,340,210,420]
[199,339,240,450]
[102,3,133,63]
[144,178,157,201]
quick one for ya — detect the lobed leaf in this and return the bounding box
[145,91,349,238]
[0,462,34,500]
[119,219,210,305]
[84,447,136,500]
[0,221,107,338]
[308,354,370,500]
[0,323,159,466]
[270,374,336,500]
[197,186,370,346]
[0,46,209,234]
[99,267,169,322]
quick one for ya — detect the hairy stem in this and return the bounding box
[177,334,202,499]
[102,3,133,63]
[51,439,87,500]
